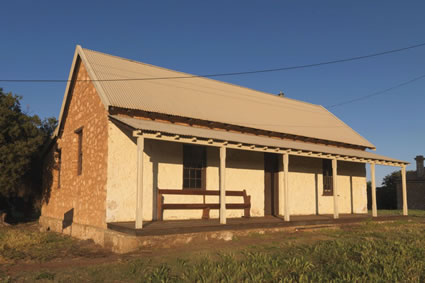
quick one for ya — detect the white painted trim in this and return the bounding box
[283,153,290,222]
[132,130,407,167]
[332,158,339,219]
[401,165,408,216]
[219,146,226,224]
[54,45,112,138]
[76,45,111,109]
[54,47,81,137]
[135,135,144,229]
[370,163,377,217]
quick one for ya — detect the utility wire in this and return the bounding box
[1,42,425,83]
[327,73,425,108]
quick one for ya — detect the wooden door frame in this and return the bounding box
[264,153,279,216]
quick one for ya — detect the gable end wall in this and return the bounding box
[41,60,108,229]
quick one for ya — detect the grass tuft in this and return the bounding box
[0,226,73,262]
[35,271,55,281]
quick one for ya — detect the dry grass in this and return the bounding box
[0,223,109,266]
[0,224,73,263]
[1,212,424,282]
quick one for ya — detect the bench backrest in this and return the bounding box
[156,188,251,220]
[158,189,247,197]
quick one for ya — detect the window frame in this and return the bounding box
[182,144,206,190]
[322,159,334,196]
[75,127,83,176]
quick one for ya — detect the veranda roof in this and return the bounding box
[110,115,408,166]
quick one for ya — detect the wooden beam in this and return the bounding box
[283,152,290,221]
[401,165,408,216]
[136,135,144,229]
[370,163,377,217]
[137,132,406,168]
[332,158,339,219]
[220,146,226,224]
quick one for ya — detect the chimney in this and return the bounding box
[415,155,424,178]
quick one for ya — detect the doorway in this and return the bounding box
[264,153,279,216]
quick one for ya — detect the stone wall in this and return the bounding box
[106,121,367,222]
[106,121,266,221]
[41,60,109,229]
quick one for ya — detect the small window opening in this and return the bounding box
[322,159,333,196]
[183,145,206,189]
[75,128,83,176]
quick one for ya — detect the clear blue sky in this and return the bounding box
[1,1,424,184]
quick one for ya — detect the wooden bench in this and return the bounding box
[157,189,251,220]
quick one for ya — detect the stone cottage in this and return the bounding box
[40,45,409,250]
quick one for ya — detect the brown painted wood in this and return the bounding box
[264,153,279,216]
[322,159,334,196]
[158,189,248,197]
[202,207,210,219]
[157,188,251,220]
[157,189,163,220]
[109,107,367,151]
[323,175,334,196]
[163,203,249,209]
[264,170,272,215]
[243,194,251,217]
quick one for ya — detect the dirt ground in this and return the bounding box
[1,213,424,281]
[1,221,340,277]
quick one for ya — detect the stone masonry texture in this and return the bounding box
[41,60,109,229]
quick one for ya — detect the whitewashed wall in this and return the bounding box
[106,121,367,223]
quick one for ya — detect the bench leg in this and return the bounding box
[244,207,251,218]
[202,207,210,219]
[157,194,163,221]
[243,194,251,218]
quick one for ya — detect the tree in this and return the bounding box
[0,88,57,199]
[382,170,401,188]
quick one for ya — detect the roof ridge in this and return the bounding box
[79,45,375,149]
[81,46,322,109]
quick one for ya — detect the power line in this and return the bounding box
[1,42,425,83]
[327,73,425,108]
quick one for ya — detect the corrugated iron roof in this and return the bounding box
[76,46,375,149]
[110,115,406,164]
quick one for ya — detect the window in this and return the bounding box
[322,159,333,196]
[75,128,83,175]
[56,149,61,188]
[183,145,206,189]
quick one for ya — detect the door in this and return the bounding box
[264,153,279,216]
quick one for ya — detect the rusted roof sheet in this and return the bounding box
[110,115,406,164]
[77,46,375,149]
